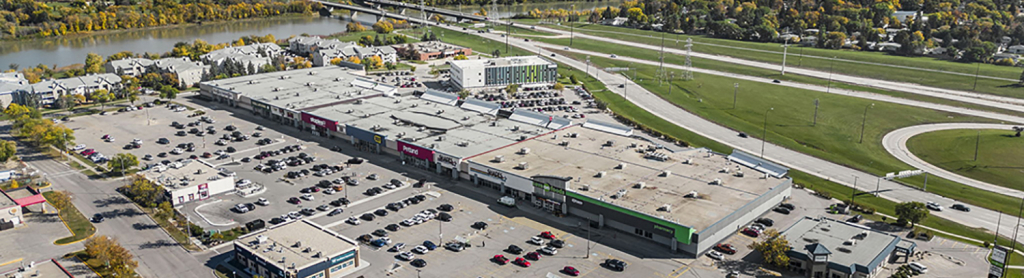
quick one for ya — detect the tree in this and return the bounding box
[1018,68,1024,84]
[492,49,501,58]
[127,88,139,105]
[85,52,104,74]
[553,83,565,90]
[569,74,579,84]
[154,201,173,221]
[372,21,394,34]
[894,201,929,227]
[347,22,367,32]
[47,190,73,212]
[1012,126,1022,137]
[346,56,361,65]
[158,85,178,100]
[453,54,468,60]
[125,175,162,207]
[505,84,519,94]
[8,63,18,71]
[92,89,112,111]
[85,235,137,275]
[458,90,470,99]
[748,229,790,268]
[330,57,344,66]
[9,180,18,189]
[0,140,15,162]
[108,153,139,176]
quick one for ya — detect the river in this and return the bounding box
[0,1,616,68]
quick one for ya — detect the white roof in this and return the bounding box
[419,89,460,106]
[459,99,500,115]
[583,119,633,136]
[508,109,552,127]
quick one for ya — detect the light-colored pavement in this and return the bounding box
[521,24,1024,112]
[432,23,1024,246]
[882,123,1020,198]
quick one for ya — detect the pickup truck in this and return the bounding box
[498,196,516,207]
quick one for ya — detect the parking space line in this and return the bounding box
[672,265,694,278]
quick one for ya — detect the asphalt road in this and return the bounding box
[882,123,1021,198]
[433,23,1024,245]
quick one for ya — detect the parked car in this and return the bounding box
[410,259,426,267]
[742,228,760,237]
[529,236,544,245]
[563,266,580,276]
[525,251,542,260]
[715,243,737,255]
[604,259,627,271]
[506,244,524,254]
[756,218,775,227]
[513,257,531,267]
[706,250,724,260]
[493,255,509,265]
[540,246,558,255]
[540,231,556,239]
[773,206,791,214]
[472,221,488,230]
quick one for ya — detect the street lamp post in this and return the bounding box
[826,56,835,94]
[760,107,774,158]
[732,83,739,109]
[781,40,789,75]
[570,4,575,46]
[585,56,590,76]
[858,103,874,143]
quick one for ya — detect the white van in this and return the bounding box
[498,196,516,207]
[908,262,928,273]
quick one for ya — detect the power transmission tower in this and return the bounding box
[658,32,665,85]
[683,38,694,80]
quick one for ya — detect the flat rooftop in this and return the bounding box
[469,125,786,231]
[236,220,356,270]
[4,259,74,278]
[782,217,900,272]
[306,94,549,158]
[0,189,14,208]
[404,41,470,53]
[142,160,231,190]
[449,55,554,68]
[201,67,394,111]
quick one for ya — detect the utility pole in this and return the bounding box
[826,56,835,94]
[658,31,665,85]
[812,99,819,126]
[732,83,739,109]
[974,130,981,161]
[851,176,859,203]
[439,217,443,243]
[781,40,789,75]
[874,177,880,197]
[585,56,590,76]
[858,103,874,143]
[973,63,981,91]
[683,38,693,80]
[760,107,774,158]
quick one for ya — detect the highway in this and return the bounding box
[431,23,1024,244]
[882,123,1021,198]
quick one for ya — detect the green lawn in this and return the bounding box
[907,129,1024,190]
[539,37,1024,119]
[142,207,201,251]
[325,30,421,44]
[530,21,1024,99]
[400,28,534,57]
[44,191,97,245]
[71,251,113,278]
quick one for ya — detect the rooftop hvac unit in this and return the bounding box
[513,125,520,131]
[335,77,343,81]
[735,171,744,177]
[604,140,615,147]
[437,109,445,114]
[490,121,498,127]
[493,155,505,163]
[596,171,606,178]
[457,141,469,147]
[313,88,318,92]
[294,93,300,96]
[256,235,268,244]
[308,71,317,75]
[346,109,354,113]
[617,163,627,169]
[395,99,402,103]
[355,99,364,104]
[684,190,699,198]
[517,162,529,169]
[397,132,406,137]
[411,103,418,107]
[362,114,371,118]
[615,189,628,198]
[630,142,638,148]
[684,158,692,165]
[560,140,569,146]
[519,135,527,141]
[249,80,259,84]
[418,126,425,131]
[720,167,731,173]
[571,133,579,138]
[660,204,672,212]
[634,182,645,189]
[273,87,281,92]
[662,170,671,177]
[436,136,445,141]
[580,184,590,191]
[519,148,530,154]
[710,178,723,185]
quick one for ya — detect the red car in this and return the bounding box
[563,266,580,276]
[81,149,95,156]
[492,255,509,265]
[289,197,302,204]
[742,228,759,237]
[540,231,556,239]
[513,257,531,267]
[525,251,542,260]
[715,243,737,255]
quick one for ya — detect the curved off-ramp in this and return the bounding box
[883,123,1021,198]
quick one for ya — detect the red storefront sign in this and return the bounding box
[398,141,434,161]
[301,112,338,131]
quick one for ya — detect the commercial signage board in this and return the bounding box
[301,112,339,131]
[533,181,565,195]
[434,152,461,168]
[467,160,533,192]
[251,100,271,112]
[331,250,356,265]
[990,245,1009,277]
[565,191,694,244]
[346,125,386,146]
[397,141,434,161]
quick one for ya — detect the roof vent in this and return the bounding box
[437,109,445,114]
[617,163,627,169]
[662,170,671,177]
[710,178,723,185]
[490,121,498,127]
[684,190,699,198]
[560,140,569,146]
[492,155,505,163]
[614,189,628,199]
[604,140,615,147]
[512,125,520,131]
[346,109,354,113]
[684,158,692,165]
[516,162,529,170]
[457,141,469,147]
[437,136,445,141]
[735,171,744,177]
[596,171,606,178]
[720,167,731,173]
[308,71,317,75]
[659,204,672,212]
[634,182,645,189]
[519,135,527,141]
[519,148,530,155]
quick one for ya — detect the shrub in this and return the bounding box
[907,231,917,238]
[863,207,875,215]
[984,241,991,248]
[818,192,832,199]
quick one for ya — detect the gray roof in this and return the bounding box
[28,74,122,92]
[419,89,460,106]
[782,217,901,275]
[459,99,500,115]
[153,57,208,74]
[106,57,155,69]
[235,220,357,272]
[201,67,395,111]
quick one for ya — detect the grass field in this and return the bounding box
[400,27,534,57]
[525,20,1024,99]
[44,191,97,245]
[537,37,1024,119]
[907,129,1024,190]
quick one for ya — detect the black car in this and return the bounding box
[176,131,187,136]
[158,152,167,157]
[604,259,627,271]
[338,197,350,205]
[549,239,565,248]
[386,203,402,211]
[373,229,389,237]
[438,204,454,212]
[471,221,488,230]
[738,132,748,138]
[91,213,105,223]
[756,218,775,227]
[415,195,426,202]
[773,206,791,214]
[436,212,452,222]
[410,259,427,267]
[226,147,236,153]
[506,244,523,254]
[357,234,373,242]
[269,217,287,224]
[386,224,401,231]
[848,214,863,223]
[779,203,796,210]
[318,180,333,188]
[347,157,365,164]
[365,188,379,196]
[157,138,170,144]
[300,208,316,216]
[361,213,376,221]
[375,209,389,216]
[952,204,971,212]
[330,200,344,207]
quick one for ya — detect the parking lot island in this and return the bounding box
[233,219,362,278]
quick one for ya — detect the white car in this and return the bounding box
[132,138,142,144]
[73,144,86,151]
[540,246,558,255]
[529,236,544,245]
[382,184,397,190]
[402,219,416,226]
[333,178,346,184]
[412,245,429,254]
[926,202,943,211]
[170,148,183,154]
[347,217,361,225]
[256,198,269,206]
[398,251,415,261]
[234,204,249,213]
[324,188,336,195]
[706,250,724,260]
[280,214,292,221]
[288,211,302,219]
[236,179,252,187]
[301,194,314,201]
[174,107,186,112]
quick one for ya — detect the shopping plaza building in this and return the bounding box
[209,69,793,255]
